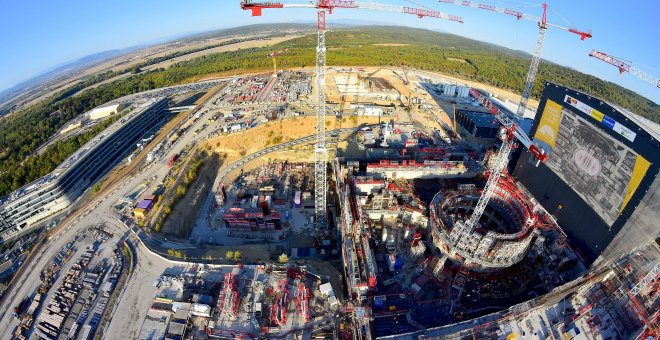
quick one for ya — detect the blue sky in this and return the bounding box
[0,0,658,103]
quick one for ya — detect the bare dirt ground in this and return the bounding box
[205,116,382,165]
[303,259,347,301]
[446,57,468,63]
[143,35,304,71]
[325,67,417,107]
[373,43,409,46]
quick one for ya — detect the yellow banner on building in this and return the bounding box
[590,108,604,122]
[620,155,651,212]
[534,99,563,149]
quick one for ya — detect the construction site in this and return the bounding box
[213,162,315,243]
[233,2,658,338]
[139,265,339,339]
[3,0,657,338]
[333,150,587,337]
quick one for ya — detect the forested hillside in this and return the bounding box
[0,25,657,197]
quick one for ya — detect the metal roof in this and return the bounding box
[457,110,500,128]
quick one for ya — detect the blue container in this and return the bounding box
[374,298,384,308]
[394,257,403,270]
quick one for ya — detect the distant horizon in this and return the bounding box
[1,0,657,103]
[1,21,409,93]
[2,22,657,107]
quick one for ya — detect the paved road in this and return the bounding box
[0,65,374,337]
[0,86,227,337]
[0,104,370,339]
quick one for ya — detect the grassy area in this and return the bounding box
[158,151,221,238]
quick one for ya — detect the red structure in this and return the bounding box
[589,50,660,88]
[271,279,289,326]
[218,273,240,319]
[430,173,556,271]
[167,153,179,168]
[361,237,378,288]
[296,282,310,323]
[223,208,282,231]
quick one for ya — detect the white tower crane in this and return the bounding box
[435,1,592,232]
[240,0,463,226]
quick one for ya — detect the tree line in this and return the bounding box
[0,26,656,197]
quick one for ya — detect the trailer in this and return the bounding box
[167,153,179,168]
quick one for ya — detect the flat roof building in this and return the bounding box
[455,109,500,140]
[0,98,169,241]
[89,103,127,120]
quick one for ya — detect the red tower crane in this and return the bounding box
[394,52,410,85]
[435,0,592,233]
[267,48,288,77]
[589,50,660,89]
[240,1,463,227]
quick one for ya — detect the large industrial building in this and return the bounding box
[0,98,169,241]
[89,103,127,120]
[454,109,500,141]
[512,82,659,266]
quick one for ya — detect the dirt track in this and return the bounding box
[205,115,383,165]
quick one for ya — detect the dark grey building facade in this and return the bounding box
[512,82,659,266]
[0,98,169,240]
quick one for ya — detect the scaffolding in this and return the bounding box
[271,279,289,327]
[218,273,240,320]
[296,282,310,323]
[411,233,426,258]
[429,174,542,271]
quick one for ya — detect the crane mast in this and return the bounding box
[435,1,591,231]
[589,50,660,88]
[314,8,328,225]
[267,48,288,77]
[241,0,463,226]
[465,19,547,231]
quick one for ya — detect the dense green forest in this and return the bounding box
[0,26,657,197]
[0,115,120,196]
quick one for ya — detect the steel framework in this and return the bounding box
[218,273,240,319]
[630,260,660,296]
[271,279,289,326]
[436,1,591,232]
[296,282,310,323]
[589,50,660,88]
[314,11,328,225]
[241,0,463,226]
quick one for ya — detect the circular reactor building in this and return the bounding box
[430,174,547,272]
